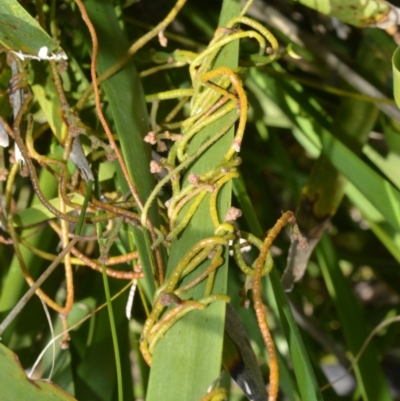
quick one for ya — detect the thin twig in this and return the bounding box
[0,237,80,337]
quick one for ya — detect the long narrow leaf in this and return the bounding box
[316,235,392,401]
[251,69,400,234]
[1,0,60,54]
[146,1,240,399]
[83,0,161,298]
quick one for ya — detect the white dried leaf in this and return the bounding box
[15,144,25,164]
[0,118,10,147]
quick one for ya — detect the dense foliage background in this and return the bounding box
[1,0,400,400]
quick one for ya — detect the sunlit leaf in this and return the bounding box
[0,0,60,54]
[392,46,400,109]
[147,0,240,399]
[295,0,400,28]
[0,343,78,401]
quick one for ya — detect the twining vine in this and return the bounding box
[0,1,308,400]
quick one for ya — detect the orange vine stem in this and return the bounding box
[75,0,188,111]
[74,0,164,285]
[74,0,142,211]
[253,210,294,401]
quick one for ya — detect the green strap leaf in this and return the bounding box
[1,0,60,54]
[0,343,78,401]
[83,0,163,299]
[392,46,400,109]
[317,235,392,401]
[294,0,397,28]
[146,1,240,400]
